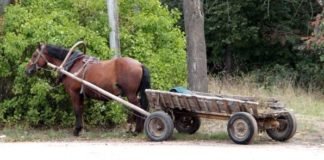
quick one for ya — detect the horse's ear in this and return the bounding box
[37,42,45,50]
[37,42,41,50]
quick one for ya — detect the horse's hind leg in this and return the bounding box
[70,92,84,136]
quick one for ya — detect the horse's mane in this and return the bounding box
[45,44,70,60]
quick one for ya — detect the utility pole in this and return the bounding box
[183,0,208,92]
[107,0,121,57]
[0,0,10,14]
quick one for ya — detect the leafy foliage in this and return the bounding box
[119,0,186,89]
[162,0,324,91]
[203,0,322,71]
[0,0,186,127]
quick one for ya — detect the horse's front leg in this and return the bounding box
[127,94,144,133]
[70,92,84,136]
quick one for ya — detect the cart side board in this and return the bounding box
[145,89,288,119]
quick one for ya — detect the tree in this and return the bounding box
[183,0,208,92]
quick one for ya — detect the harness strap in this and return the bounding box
[78,62,91,95]
[74,56,99,94]
[56,52,84,84]
[32,45,47,69]
[73,57,92,76]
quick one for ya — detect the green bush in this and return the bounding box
[0,0,186,128]
[119,0,186,89]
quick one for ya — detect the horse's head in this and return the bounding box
[25,43,48,76]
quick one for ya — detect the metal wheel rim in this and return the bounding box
[148,118,166,138]
[268,119,289,136]
[179,117,193,129]
[277,119,288,131]
[231,119,249,140]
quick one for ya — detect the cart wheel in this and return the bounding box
[144,111,174,141]
[266,111,297,141]
[174,114,200,134]
[227,112,258,144]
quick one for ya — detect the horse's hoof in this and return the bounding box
[134,128,143,133]
[126,131,138,136]
[73,130,79,136]
[131,132,138,136]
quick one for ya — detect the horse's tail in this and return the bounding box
[139,65,151,111]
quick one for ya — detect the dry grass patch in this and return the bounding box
[202,75,324,144]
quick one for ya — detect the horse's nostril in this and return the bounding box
[25,69,31,76]
[25,64,37,76]
[25,67,35,76]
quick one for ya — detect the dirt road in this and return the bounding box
[0,141,323,160]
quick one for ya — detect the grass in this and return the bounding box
[208,75,324,119]
[0,75,323,143]
[0,127,148,142]
[0,126,229,142]
[207,75,324,144]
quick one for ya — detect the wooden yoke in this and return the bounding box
[58,41,86,69]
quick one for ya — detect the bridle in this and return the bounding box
[30,45,48,70]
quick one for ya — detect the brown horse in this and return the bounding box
[25,43,150,136]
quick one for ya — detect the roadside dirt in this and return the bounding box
[0,141,323,160]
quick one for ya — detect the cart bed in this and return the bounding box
[145,89,288,118]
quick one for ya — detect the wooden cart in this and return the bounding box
[145,87,297,144]
[42,41,296,144]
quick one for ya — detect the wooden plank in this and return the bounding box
[171,94,180,108]
[154,92,161,110]
[145,89,259,105]
[195,111,230,120]
[196,98,206,112]
[187,97,195,111]
[204,99,213,112]
[178,95,189,110]
[194,96,202,112]
[187,96,199,111]
[208,99,220,113]
[183,96,192,111]
[229,101,241,113]
[164,94,174,109]
[224,101,232,114]
[216,101,226,113]
[159,93,167,109]
[192,91,278,103]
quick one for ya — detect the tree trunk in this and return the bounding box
[183,0,208,92]
[223,44,232,73]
